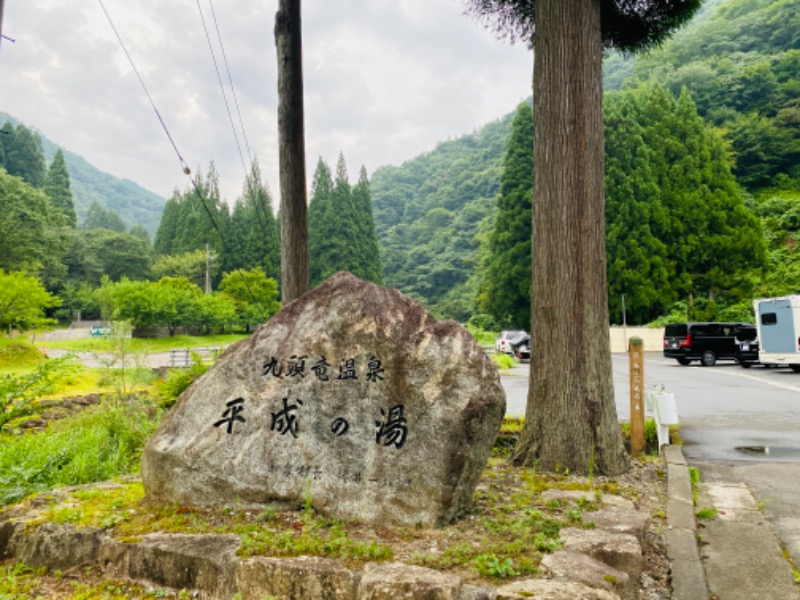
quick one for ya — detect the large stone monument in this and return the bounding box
[142,272,505,526]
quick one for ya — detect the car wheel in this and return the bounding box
[790,364,800,373]
[677,357,691,366]
[701,350,717,367]
[740,361,752,369]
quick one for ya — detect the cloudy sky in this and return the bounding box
[1,0,532,206]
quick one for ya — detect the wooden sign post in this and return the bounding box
[629,337,645,457]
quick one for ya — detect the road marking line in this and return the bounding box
[623,356,800,394]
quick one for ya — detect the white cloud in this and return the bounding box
[0,0,532,208]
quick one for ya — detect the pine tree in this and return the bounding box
[481,101,533,329]
[44,150,77,227]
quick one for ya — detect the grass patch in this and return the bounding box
[0,339,46,374]
[491,353,516,370]
[41,333,248,354]
[696,507,718,521]
[0,396,161,506]
[5,460,638,586]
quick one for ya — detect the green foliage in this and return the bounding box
[44,149,77,227]
[1,122,47,187]
[95,277,239,335]
[157,354,209,409]
[152,250,207,289]
[462,0,701,52]
[309,155,383,286]
[152,165,226,267]
[480,101,533,329]
[630,1,800,193]
[474,553,518,579]
[0,395,161,506]
[223,160,281,282]
[219,268,281,331]
[0,270,61,333]
[0,355,75,433]
[491,353,516,370]
[0,169,69,282]
[82,201,128,232]
[696,507,718,520]
[373,112,514,318]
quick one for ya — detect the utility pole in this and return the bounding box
[275,0,309,302]
[0,0,6,49]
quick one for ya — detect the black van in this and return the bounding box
[663,322,758,367]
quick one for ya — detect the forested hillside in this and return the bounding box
[370,0,800,325]
[0,112,165,237]
[371,111,514,319]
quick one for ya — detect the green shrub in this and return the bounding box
[492,353,516,370]
[0,356,76,433]
[0,396,161,506]
[156,353,209,408]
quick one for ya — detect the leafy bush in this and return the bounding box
[0,396,161,506]
[156,353,209,408]
[0,356,76,433]
[491,353,516,370]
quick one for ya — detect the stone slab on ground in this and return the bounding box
[237,556,357,600]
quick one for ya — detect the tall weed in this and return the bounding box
[0,396,161,506]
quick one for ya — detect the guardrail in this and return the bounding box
[169,347,221,367]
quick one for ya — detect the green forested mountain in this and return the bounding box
[627,0,800,191]
[371,111,515,319]
[370,0,800,324]
[0,112,166,237]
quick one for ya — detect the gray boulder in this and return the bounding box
[142,272,505,526]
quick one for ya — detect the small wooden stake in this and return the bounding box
[629,337,645,457]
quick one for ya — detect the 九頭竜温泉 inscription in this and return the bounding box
[141,272,505,526]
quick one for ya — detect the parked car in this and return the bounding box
[735,324,759,368]
[663,322,756,367]
[496,330,526,355]
[510,333,531,361]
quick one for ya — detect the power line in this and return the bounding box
[99,0,273,322]
[97,0,190,177]
[197,0,275,249]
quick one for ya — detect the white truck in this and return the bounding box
[753,295,800,371]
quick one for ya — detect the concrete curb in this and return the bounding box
[663,445,708,600]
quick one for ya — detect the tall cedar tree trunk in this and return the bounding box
[512,0,628,475]
[275,0,309,302]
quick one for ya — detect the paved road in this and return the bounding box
[500,353,800,563]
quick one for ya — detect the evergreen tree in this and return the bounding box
[308,158,336,286]
[224,160,281,281]
[466,0,701,476]
[331,152,359,273]
[0,122,11,167]
[154,194,181,255]
[480,101,533,329]
[82,201,127,232]
[4,124,47,188]
[604,89,671,324]
[351,166,384,284]
[171,164,228,257]
[44,150,76,227]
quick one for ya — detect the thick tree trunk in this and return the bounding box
[275,0,309,302]
[512,0,628,475]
